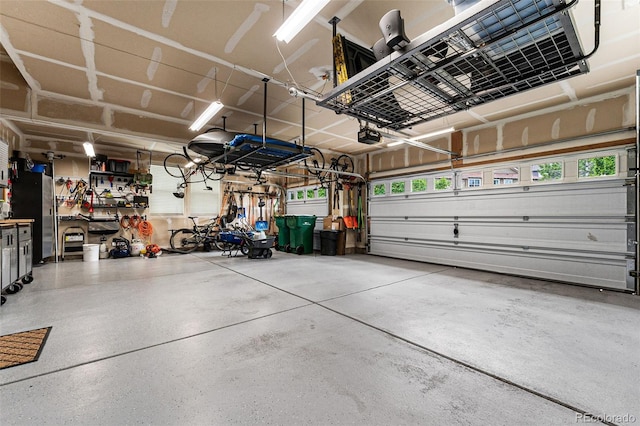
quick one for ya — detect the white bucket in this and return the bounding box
[130,240,145,256]
[83,244,100,262]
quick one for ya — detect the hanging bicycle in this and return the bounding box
[164,151,226,187]
[303,151,355,188]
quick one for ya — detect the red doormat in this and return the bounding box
[0,327,52,370]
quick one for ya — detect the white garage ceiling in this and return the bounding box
[0,0,638,158]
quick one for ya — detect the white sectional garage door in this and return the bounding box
[286,186,329,251]
[369,152,636,291]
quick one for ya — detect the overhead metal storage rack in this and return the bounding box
[188,131,313,171]
[317,0,591,131]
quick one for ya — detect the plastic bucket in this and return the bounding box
[83,244,100,262]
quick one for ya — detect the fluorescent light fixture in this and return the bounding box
[273,0,331,43]
[386,127,455,148]
[83,142,95,157]
[403,139,453,155]
[408,127,455,141]
[184,158,202,169]
[189,100,224,131]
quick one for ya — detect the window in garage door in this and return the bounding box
[391,180,406,194]
[461,171,482,189]
[493,168,519,185]
[434,175,453,191]
[531,161,563,182]
[373,182,386,196]
[411,178,427,193]
[578,154,616,178]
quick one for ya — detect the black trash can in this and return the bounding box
[320,230,339,255]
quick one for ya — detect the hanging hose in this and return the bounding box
[120,215,131,230]
[128,215,141,229]
[137,220,154,242]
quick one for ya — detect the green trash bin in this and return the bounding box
[287,215,316,255]
[274,216,290,252]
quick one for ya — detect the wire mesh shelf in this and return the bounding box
[317,0,588,131]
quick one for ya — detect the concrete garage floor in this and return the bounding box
[1,251,638,425]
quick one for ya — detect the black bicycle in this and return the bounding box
[304,150,355,187]
[163,151,226,196]
[169,216,221,253]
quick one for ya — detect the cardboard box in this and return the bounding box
[323,216,333,230]
[323,216,345,231]
[336,230,346,255]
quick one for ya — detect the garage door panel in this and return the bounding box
[371,183,627,218]
[369,239,631,290]
[371,220,630,254]
[370,175,635,291]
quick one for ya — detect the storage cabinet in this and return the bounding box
[1,225,18,292]
[11,171,54,264]
[17,223,33,283]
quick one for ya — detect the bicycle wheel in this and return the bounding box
[335,154,354,174]
[303,147,325,177]
[212,234,231,251]
[163,153,191,179]
[200,161,226,181]
[170,228,200,253]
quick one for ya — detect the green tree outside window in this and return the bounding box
[373,184,386,195]
[536,162,562,181]
[578,155,615,178]
[434,177,451,191]
[411,178,427,192]
[391,181,405,194]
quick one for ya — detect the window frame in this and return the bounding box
[372,182,387,197]
[390,180,406,195]
[410,177,428,193]
[149,164,184,215]
[433,175,453,192]
[577,153,618,180]
[492,167,519,186]
[530,161,564,183]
